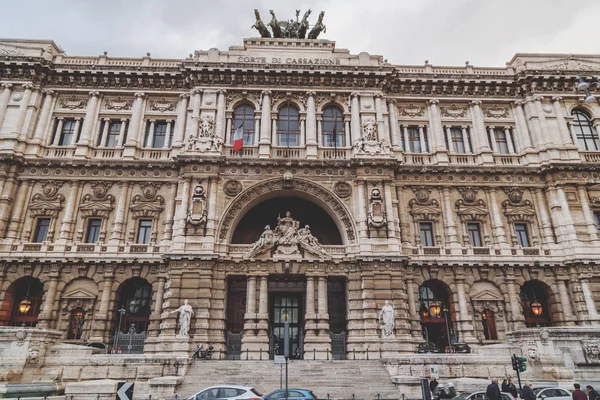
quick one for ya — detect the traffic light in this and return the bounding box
[517,356,527,372]
[511,355,518,371]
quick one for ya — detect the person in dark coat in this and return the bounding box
[486,379,502,400]
[586,386,600,400]
[574,384,588,400]
[502,380,509,393]
[522,382,535,400]
[430,377,439,394]
[506,378,518,398]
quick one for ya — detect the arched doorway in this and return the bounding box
[115,278,152,334]
[418,280,455,351]
[2,277,44,327]
[520,280,552,327]
[231,197,343,245]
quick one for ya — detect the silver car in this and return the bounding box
[188,385,263,400]
[532,387,572,400]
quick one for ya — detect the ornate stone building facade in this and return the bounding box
[0,35,600,376]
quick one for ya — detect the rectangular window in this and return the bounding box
[467,222,483,247]
[59,119,77,146]
[494,128,510,154]
[450,127,466,153]
[105,121,122,148]
[153,122,168,148]
[322,119,345,148]
[419,222,435,246]
[408,127,421,153]
[136,219,152,244]
[32,218,51,243]
[85,219,102,243]
[594,211,600,231]
[515,223,530,247]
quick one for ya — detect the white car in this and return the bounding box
[188,385,263,400]
[453,391,516,400]
[532,387,572,400]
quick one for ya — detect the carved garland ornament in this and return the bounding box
[397,103,425,117]
[440,104,467,118]
[59,95,88,110]
[218,178,356,243]
[105,96,132,111]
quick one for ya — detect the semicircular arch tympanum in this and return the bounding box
[218,178,356,245]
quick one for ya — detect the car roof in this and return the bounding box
[201,385,255,390]
[269,389,313,392]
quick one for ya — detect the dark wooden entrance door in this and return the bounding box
[271,294,303,359]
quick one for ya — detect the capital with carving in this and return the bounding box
[373,92,383,98]
[306,91,316,97]
[1,83,13,89]
[428,99,439,105]
[179,93,190,99]
[134,92,145,98]
[192,88,203,95]
[551,96,563,102]
[89,91,101,97]
[471,99,482,106]
[351,92,360,99]
[218,88,227,95]
[387,98,397,105]
[42,89,55,96]
[514,100,526,106]
[532,94,544,102]
[22,83,34,90]
[261,90,272,96]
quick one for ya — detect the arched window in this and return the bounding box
[520,280,551,327]
[481,309,497,340]
[6,277,44,327]
[232,103,255,146]
[322,106,345,147]
[277,105,300,147]
[67,308,86,340]
[571,110,600,150]
[116,278,152,334]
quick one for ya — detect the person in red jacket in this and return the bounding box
[574,383,588,400]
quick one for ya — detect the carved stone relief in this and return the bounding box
[333,181,352,198]
[149,97,175,112]
[185,115,222,153]
[397,103,425,117]
[367,188,387,229]
[59,95,88,110]
[128,183,164,243]
[105,96,132,111]
[440,104,467,118]
[224,180,243,197]
[187,185,207,230]
[483,105,509,119]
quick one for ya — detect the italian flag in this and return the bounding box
[233,124,244,151]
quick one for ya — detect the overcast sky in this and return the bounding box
[2,0,600,67]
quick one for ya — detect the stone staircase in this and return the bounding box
[177,360,400,400]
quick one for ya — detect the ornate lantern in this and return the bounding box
[429,302,442,317]
[531,301,543,316]
[419,306,429,319]
[18,298,32,314]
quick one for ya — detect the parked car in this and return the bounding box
[532,387,571,400]
[449,342,471,353]
[417,342,441,353]
[187,385,262,400]
[452,391,516,400]
[263,389,318,400]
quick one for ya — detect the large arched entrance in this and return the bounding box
[520,280,552,327]
[1,277,44,327]
[418,280,456,351]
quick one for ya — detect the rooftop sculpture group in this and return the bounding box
[252,9,326,39]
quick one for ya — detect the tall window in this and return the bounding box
[136,219,152,244]
[594,211,600,230]
[98,120,124,148]
[85,219,102,243]
[278,105,300,147]
[401,126,429,153]
[481,309,498,340]
[515,223,530,247]
[571,110,600,151]
[493,128,510,154]
[32,218,51,243]
[58,119,78,146]
[447,127,469,153]
[232,103,256,145]
[118,279,153,334]
[322,106,345,147]
[144,121,168,148]
[419,222,435,246]
[466,222,483,247]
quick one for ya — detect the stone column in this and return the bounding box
[556,278,575,326]
[205,177,218,238]
[384,181,397,239]
[470,100,491,152]
[215,89,226,140]
[428,100,445,152]
[109,182,131,243]
[173,178,191,242]
[374,93,386,142]
[76,91,101,146]
[244,275,257,337]
[37,273,59,328]
[551,96,572,145]
[257,275,268,336]
[6,180,32,240]
[0,83,13,130]
[513,101,533,150]
[350,93,360,142]
[488,126,498,153]
[506,277,525,330]
[259,91,271,157]
[578,185,599,241]
[52,118,65,146]
[388,99,401,150]
[523,98,543,148]
[396,185,411,245]
[441,187,459,247]
[505,126,516,154]
[0,173,17,237]
[145,119,156,148]
[150,275,166,337]
[356,179,369,239]
[164,120,173,149]
[98,118,110,147]
[31,89,55,143]
[462,126,472,153]
[91,270,114,340]
[487,187,508,247]
[162,183,178,242]
[317,276,329,333]
[444,126,453,152]
[305,91,317,158]
[532,95,552,145]
[125,92,145,147]
[173,93,190,148]
[580,279,600,322]
[455,278,475,343]
[114,118,126,147]
[406,278,420,339]
[58,181,82,242]
[304,275,317,341]
[14,83,34,138]
[531,188,555,245]
[401,125,410,152]
[555,185,578,242]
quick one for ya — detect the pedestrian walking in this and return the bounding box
[522,382,535,400]
[486,379,502,400]
[574,384,588,400]
[586,386,600,400]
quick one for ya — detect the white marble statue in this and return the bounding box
[378,300,395,338]
[170,299,195,336]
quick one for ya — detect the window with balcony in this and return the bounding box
[232,103,256,146]
[571,109,600,151]
[144,120,170,148]
[514,223,531,247]
[32,218,51,243]
[277,104,300,147]
[136,219,152,244]
[322,106,345,147]
[419,222,435,246]
[466,222,483,247]
[85,219,102,243]
[401,126,429,153]
[445,127,471,153]
[52,118,81,146]
[98,120,126,148]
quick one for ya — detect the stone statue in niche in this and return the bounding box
[187,185,207,229]
[352,119,391,156]
[170,300,194,336]
[368,188,387,229]
[185,116,222,153]
[245,211,329,259]
[379,300,395,338]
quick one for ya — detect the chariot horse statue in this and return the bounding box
[307,11,326,39]
[297,9,311,38]
[252,9,271,38]
[269,10,283,38]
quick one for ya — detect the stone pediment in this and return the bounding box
[62,288,97,300]
[510,54,600,72]
[503,199,536,223]
[470,289,504,302]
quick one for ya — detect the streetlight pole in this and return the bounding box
[443,308,452,353]
[112,307,126,353]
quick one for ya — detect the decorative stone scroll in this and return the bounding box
[502,188,536,223]
[223,180,243,197]
[150,97,175,112]
[105,96,132,111]
[59,95,88,110]
[187,185,207,230]
[218,178,356,244]
[367,188,387,229]
[397,103,425,117]
[440,104,467,118]
[483,105,509,119]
